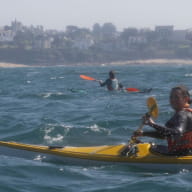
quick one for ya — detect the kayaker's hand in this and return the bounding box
[142,114,154,125]
[96,80,102,84]
[133,130,143,137]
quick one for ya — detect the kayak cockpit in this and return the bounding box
[150,144,192,157]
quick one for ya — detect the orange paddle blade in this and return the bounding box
[126,88,140,92]
[80,75,96,81]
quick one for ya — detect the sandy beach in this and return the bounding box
[0,62,29,68]
[109,59,192,65]
[1,59,192,68]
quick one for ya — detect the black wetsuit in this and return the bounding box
[144,110,192,154]
[148,110,192,137]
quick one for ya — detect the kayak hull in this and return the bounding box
[1,141,192,170]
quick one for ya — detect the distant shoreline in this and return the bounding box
[109,59,192,65]
[2,59,192,67]
[0,63,29,68]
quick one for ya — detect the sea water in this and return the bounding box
[0,63,192,192]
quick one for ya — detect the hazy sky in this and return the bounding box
[1,0,192,31]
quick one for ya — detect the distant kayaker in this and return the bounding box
[134,85,192,155]
[98,70,123,91]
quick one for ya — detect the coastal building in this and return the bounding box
[128,36,147,44]
[185,29,192,42]
[72,35,94,50]
[171,30,188,42]
[33,36,53,49]
[0,29,15,42]
[11,19,23,32]
[155,25,174,40]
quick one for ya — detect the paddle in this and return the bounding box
[146,97,158,119]
[126,88,140,92]
[130,97,158,143]
[120,97,158,156]
[80,75,141,92]
[80,75,96,81]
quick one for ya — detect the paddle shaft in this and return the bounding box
[136,112,150,132]
[130,98,158,144]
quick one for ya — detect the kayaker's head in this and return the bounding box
[109,70,115,79]
[170,85,191,111]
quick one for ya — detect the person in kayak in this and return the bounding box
[98,70,123,91]
[134,85,192,155]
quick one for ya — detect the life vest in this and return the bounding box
[167,131,192,152]
[167,107,192,152]
[108,79,119,90]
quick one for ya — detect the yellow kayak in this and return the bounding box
[0,141,192,170]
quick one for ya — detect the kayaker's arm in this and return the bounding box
[99,80,106,87]
[142,114,182,137]
[148,110,192,137]
[148,122,181,136]
[134,130,165,139]
[118,82,123,89]
[142,131,165,139]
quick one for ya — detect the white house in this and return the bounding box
[72,35,94,50]
[155,25,174,39]
[0,29,15,42]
